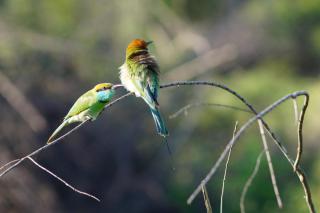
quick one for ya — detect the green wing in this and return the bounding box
[136,54,160,105]
[64,90,97,120]
[146,69,159,103]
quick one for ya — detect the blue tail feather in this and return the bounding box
[150,107,168,136]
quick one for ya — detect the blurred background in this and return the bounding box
[0,0,319,212]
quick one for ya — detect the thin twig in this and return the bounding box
[0,121,89,178]
[0,159,19,171]
[240,151,264,213]
[201,181,213,213]
[0,80,314,211]
[294,95,308,172]
[169,103,251,119]
[111,82,313,212]
[258,120,283,208]
[177,104,282,210]
[103,92,133,109]
[220,121,238,213]
[185,90,315,212]
[0,92,132,178]
[295,169,314,212]
[28,157,100,202]
[161,81,289,163]
[160,81,314,211]
[0,93,133,203]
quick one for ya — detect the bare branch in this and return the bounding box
[295,169,315,212]
[28,157,100,202]
[201,181,213,213]
[184,89,315,212]
[0,92,135,203]
[0,92,132,178]
[258,120,283,208]
[161,81,289,162]
[166,94,281,211]
[220,121,238,213]
[104,92,133,109]
[160,81,315,211]
[0,80,314,211]
[0,121,89,178]
[169,102,251,119]
[0,159,19,171]
[294,95,309,172]
[240,151,264,213]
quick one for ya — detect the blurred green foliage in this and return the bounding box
[0,0,319,212]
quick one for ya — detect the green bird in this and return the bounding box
[47,83,117,143]
[119,39,168,137]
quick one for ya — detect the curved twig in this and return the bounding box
[240,151,264,213]
[161,81,289,162]
[0,81,314,211]
[294,94,309,172]
[28,157,100,202]
[220,121,238,213]
[0,159,19,171]
[171,100,283,209]
[103,92,133,109]
[184,90,315,212]
[0,121,89,178]
[0,92,133,203]
[0,93,132,179]
[169,102,251,119]
[160,81,314,212]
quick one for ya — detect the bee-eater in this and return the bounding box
[119,39,169,137]
[47,83,118,143]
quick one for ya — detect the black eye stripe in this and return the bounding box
[96,86,111,92]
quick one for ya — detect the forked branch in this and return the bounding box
[0,121,89,178]
[171,101,284,210]
[28,157,100,202]
[0,81,314,211]
[0,92,132,178]
[201,181,213,213]
[181,89,315,212]
[258,120,283,208]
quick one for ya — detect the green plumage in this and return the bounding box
[120,39,168,136]
[126,59,159,106]
[64,90,103,120]
[47,83,115,143]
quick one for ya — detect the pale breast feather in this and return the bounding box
[119,63,142,97]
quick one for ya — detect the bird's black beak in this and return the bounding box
[111,84,124,90]
[146,41,153,46]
